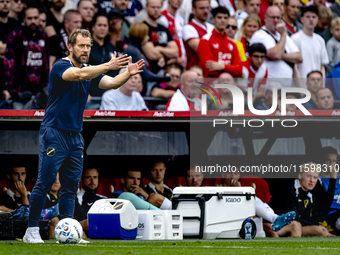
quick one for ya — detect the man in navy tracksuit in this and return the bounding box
[23,28,144,244]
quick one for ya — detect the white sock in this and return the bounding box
[159,198,172,210]
[335,218,340,230]
[255,197,277,223]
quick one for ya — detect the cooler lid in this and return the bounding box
[173,186,255,195]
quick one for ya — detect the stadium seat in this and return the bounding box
[26,179,36,192]
[166,176,187,189]
[240,175,271,203]
[112,178,122,191]
[142,177,150,188]
[0,179,10,192]
[202,178,216,186]
[97,178,115,197]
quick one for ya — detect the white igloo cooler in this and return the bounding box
[88,198,138,239]
[172,187,256,239]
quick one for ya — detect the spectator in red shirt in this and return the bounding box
[182,0,214,69]
[159,0,186,68]
[197,6,243,78]
[166,70,200,111]
[237,43,268,101]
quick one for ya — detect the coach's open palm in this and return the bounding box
[109,51,129,70]
[128,57,145,76]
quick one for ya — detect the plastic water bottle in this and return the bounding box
[244,219,252,240]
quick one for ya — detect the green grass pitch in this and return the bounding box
[1,237,340,255]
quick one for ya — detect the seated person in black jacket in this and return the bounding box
[124,23,170,96]
[269,162,335,237]
[74,168,106,237]
[0,167,30,212]
[144,161,172,209]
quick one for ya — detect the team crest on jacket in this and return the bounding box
[47,147,55,157]
[39,40,45,47]
[228,43,233,51]
[213,43,219,49]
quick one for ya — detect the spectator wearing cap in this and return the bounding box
[255,81,281,110]
[291,6,329,79]
[108,8,131,54]
[316,87,334,109]
[77,0,95,30]
[303,70,323,109]
[112,0,132,38]
[250,6,302,86]
[124,22,170,96]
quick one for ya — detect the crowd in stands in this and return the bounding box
[0,0,340,111]
[2,146,340,238]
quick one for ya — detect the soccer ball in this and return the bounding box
[55,218,83,244]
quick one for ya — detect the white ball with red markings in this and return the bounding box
[55,218,83,244]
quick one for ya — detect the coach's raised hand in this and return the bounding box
[109,51,130,70]
[127,57,145,76]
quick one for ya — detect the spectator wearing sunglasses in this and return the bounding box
[8,0,25,22]
[150,64,183,98]
[226,17,247,62]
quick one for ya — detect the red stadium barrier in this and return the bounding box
[0,110,339,117]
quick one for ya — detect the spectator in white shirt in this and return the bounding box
[100,71,148,110]
[291,6,329,79]
[250,6,302,86]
